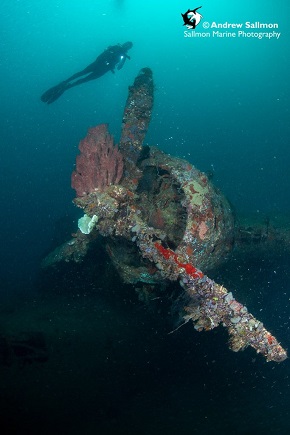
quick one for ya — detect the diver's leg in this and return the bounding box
[41,64,103,103]
[65,72,102,89]
[62,62,97,83]
[43,73,100,103]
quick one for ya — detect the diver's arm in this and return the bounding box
[116,53,131,71]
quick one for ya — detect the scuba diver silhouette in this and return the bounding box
[41,41,133,104]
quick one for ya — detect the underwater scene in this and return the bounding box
[1,1,290,434]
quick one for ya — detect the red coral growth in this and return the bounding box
[154,242,204,279]
[71,124,123,197]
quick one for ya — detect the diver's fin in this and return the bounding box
[40,82,67,104]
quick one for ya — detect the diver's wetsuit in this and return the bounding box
[41,42,133,104]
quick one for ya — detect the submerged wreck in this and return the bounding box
[43,68,287,363]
